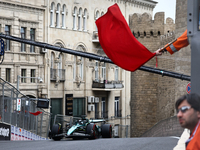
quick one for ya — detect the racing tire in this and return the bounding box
[101,124,112,138]
[86,123,98,139]
[51,124,63,141]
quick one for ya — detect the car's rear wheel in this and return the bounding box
[86,123,98,139]
[101,124,112,138]
[51,124,63,141]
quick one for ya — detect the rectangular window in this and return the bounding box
[5,25,10,51]
[115,97,120,117]
[95,61,99,81]
[31,69,36,83]
[115,66,119,81]
[101,97,106,118]
[21,69,26,83]
[21,27,26,52]
[73,98,85,117]
[30,28,35,52]
[102,63,106,80]
[95,103,99,119]
[6,68,11,82]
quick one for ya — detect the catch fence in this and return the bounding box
[0,77,51,138]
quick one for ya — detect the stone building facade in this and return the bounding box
[0,0,157,136]
[130,0,190,137]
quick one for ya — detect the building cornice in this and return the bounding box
[123,0,157,8]
[0,0,46,10]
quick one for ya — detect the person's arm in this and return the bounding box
[155,30,189,56]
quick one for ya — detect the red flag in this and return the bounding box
[29,111,42,116]
[95,3,155,72]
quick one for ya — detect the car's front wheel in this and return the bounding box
[51,124,63,141]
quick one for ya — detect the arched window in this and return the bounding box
[158,31,161,36]
[144,31,146,36]
[78,8,82,31]
[73,7,77,30]
[95,11,100,31]
[50,2,55,27]
[95,61,99,81]
[73,56,76,80]
[83,9,87,31]
[79,57,83,80]
[101,12,104,16]
[150,31,153,36]
[51,52,55,80]
[51,52,54,69]
[62,5,66,28]
[58,54,62,70]
[137,31,140,37]
[58,53,63,79]
[115,66,119,81]
[56,4,60,28]
[73,45,85,80]
[102,63,106,80]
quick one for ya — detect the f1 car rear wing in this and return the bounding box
[0,33,190,81]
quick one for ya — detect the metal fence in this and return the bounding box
[0,77,51,138]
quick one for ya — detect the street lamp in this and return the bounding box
[17,75,43,91]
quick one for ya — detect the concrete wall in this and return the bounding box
[142,116,184,137]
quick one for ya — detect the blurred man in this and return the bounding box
[175,93,200,150]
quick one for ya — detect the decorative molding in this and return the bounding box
[0,1,45,14]
[86,61,95,68]
[19,19,39,24]
[0,16,14,21]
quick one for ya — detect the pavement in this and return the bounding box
[173,129,190,150]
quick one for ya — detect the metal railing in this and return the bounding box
[0,77,51,138]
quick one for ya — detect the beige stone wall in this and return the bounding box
[0,0,46,97]
[45,0,156,122]
[0,0,157,133]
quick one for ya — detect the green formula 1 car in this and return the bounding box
[49,115,112,141]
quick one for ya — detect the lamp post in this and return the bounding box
[17,75,43,91]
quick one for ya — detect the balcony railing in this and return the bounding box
[101,111,108,119]
[50,68,65,81]
[92,79,124,89]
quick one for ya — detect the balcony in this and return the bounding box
[92,80,124,89]
[50,68,65,81]
[92,31,99,43]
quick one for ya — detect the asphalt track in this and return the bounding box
[0,137,178,150]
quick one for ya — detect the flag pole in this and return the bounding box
[158,39,177,53]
